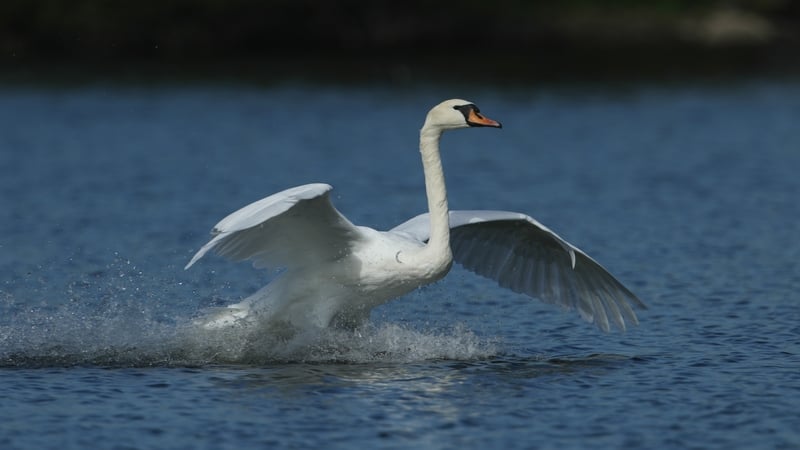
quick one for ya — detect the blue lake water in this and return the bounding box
[1,79,799,449]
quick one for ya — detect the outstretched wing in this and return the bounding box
[185,183,365,270]
[392,210,645,332]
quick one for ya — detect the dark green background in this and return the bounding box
[3,1,799,81]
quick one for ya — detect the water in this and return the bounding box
[1,79,799,449]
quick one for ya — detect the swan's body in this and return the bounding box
[186,99,645,333]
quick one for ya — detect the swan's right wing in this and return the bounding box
[392,210,645,332]
[185,183,365,270]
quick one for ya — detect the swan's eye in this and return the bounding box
[453,104,477,121]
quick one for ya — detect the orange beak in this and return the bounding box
[467,109,502,128]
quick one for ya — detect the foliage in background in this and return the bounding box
[1,0,798,61]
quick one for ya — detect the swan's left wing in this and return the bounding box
[185,183,365,270]
[392,210,645,332]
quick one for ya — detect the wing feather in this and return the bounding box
[185,183,364,270]
[392,210,645,332]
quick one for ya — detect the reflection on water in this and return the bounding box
[206,353,640,391]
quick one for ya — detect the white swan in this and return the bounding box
[185,99,645,333]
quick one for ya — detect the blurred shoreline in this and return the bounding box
[3,50,798,86]
[2,1,799,84]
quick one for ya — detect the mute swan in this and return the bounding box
[186,99,645,333]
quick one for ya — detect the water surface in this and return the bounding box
[1,80,799,449]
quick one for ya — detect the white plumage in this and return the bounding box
[186,99,645,333]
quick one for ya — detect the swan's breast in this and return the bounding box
[346,227,441,298]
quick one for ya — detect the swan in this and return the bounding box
[185,99,645,333]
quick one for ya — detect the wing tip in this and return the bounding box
[184,237,221,270]
[184,252,202,270]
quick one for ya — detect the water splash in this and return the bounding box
[1,314,499,368]
[0,293,499,368]
[176,321,500,365]
[0,256,501,368]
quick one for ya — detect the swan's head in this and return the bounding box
[423,99,502,131]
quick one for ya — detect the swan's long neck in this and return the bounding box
[418,126,452,266]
